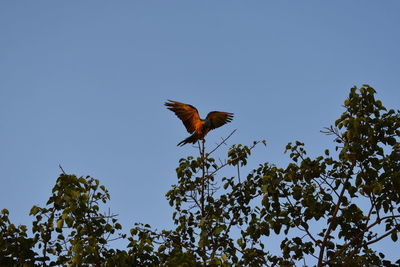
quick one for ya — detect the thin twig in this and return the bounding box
[208,129,237,155]
[237,164,241,183]
[209,141,260,178]
[59,164,66,174]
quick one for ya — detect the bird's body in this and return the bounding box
[165,100,233,146]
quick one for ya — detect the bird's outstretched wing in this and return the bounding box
[165,100,201,133]
[206,111,234,130]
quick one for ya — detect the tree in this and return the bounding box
[1,85,399,266]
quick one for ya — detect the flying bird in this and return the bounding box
[165,100,234,146]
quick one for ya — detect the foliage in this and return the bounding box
[1,85,399,266]
[0,209,36,265]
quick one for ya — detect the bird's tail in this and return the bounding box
[177,133,199,146]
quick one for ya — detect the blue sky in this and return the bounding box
[1,0,399,261]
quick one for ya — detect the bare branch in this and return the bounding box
[208,129,237,156]
[59,164,67,174]
[364,227,398,246]
[209,140,260,177]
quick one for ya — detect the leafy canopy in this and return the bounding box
[1,85,399,266]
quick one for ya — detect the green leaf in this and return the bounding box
[130,228,137,235]
[1,209,9,215]
[214,226,224,235]
[373,183,382,194]
[56,218,64,230]
[158,245,166,252]
[237,238,244,248]
[105,224,112,232]
[30,206,39,215]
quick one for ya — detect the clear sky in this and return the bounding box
[1,0,399,261]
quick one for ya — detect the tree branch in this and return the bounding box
[58,164,66,174]
[322,215,400,266]
[208,129,237,156]
[318,175,350,266]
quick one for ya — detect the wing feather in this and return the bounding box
[206,111,234,130]
[165,100,201,133]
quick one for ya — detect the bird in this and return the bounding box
[165,100,234,146]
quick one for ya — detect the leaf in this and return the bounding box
[130,228,137,235]
[221,253,228,261]
[56,219,64,230]
[29,206,39,215]
[391,231,398,242]
[261,140,267,146]
[65,217,73,227]
[214,226,224,235]
[261,185,268,193]
[1,209,9,215]
[273,224,281,234]
[373,183,382,194]
[105,224,112,232]
[198,239,204,248]
[158,245,166,252]
[237,238,244,248]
